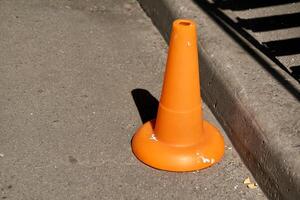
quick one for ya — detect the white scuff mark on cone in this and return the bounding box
[200,156,211,163]
[187,41,191,47]
[196,153,215,164]
[150,134,158,141]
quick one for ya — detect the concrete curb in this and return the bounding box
[137,0,300,199]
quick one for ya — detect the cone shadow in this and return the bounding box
[131,89,159,124]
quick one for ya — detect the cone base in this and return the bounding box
[131,120,225,172]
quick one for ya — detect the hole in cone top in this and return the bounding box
[179,21,191,26]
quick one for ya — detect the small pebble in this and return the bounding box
[247,183,258,189]
[243,177,251,184]
[243,177,258,189]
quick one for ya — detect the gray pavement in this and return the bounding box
[0,0,266,199]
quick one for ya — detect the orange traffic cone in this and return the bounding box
[131,19,224,171]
